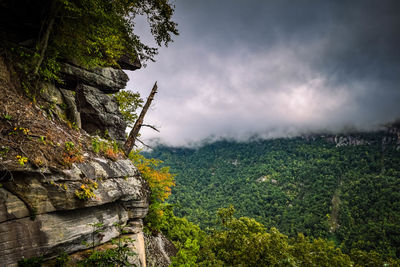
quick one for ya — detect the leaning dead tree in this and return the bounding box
[123,82,158,155]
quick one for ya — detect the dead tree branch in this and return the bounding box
[136,138,153,150]
[124,82,158,155]
[141,124,160,132]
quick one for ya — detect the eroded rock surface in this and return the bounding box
[145,233,178,267]
[37,61,130,142]
[77,84,127,141]
[0,159,149,266]
[61,63,129,93]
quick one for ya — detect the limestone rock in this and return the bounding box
[60,89,81,128]
[77,84,127,141]
[38,83,81,127]
[0,55,151,266]
[60,63,129,93]
[0,188,30,222]
[124,219,144,234]
[122,200,149,220]
[126,232,147,267]
[39,83,64,105]
[0,158,149,266]
[118,54,142,71]
[0,203,127,266]
[2,159,149,215]
[145,233,177,267]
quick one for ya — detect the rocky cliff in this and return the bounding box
[325,127,400,149]
[0,56,155,266]
[301,126,400,150]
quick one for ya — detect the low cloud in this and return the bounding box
[125,0,400,147]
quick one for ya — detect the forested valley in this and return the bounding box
[145,130,400,265]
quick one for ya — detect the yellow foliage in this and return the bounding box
[129,150,175,229]
[135,156,175,202]
[16,155,28,166]
[75,179,98,200]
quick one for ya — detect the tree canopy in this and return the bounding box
[51,0,178,67]
[1,0,178,80]
[145,133,400,261]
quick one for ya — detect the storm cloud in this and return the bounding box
[126,0,400,146]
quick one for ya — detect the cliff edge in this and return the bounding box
[0,56,151,266]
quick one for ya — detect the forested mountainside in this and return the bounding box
[145,129,400,260]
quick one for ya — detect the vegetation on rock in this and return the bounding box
[115,90,144,128]
[130,151,175,232]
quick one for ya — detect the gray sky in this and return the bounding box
[126,0,400,146]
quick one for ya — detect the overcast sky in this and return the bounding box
[125,0,400,147]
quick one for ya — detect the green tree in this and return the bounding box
[4,0,178,80]
[114,90,143,127]
[51,0,178,67]
[146,135,400,260]
[198,206,355,266]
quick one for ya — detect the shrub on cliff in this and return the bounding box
[129,151,175,232]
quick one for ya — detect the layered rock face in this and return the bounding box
[0,160,149,266]
[0,57,153,266]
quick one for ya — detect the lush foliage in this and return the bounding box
[145,132,400,261]
[114,90,144,127]
[154,204,206,266]
[129,151,175,231]
[203,206,353,266]
[4,0,178,83]
[159,205,399,266]
[53,0,177,66]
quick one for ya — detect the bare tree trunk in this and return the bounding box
[124,82,158,155]
[32,1,59,76]
[32,17,54,76]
